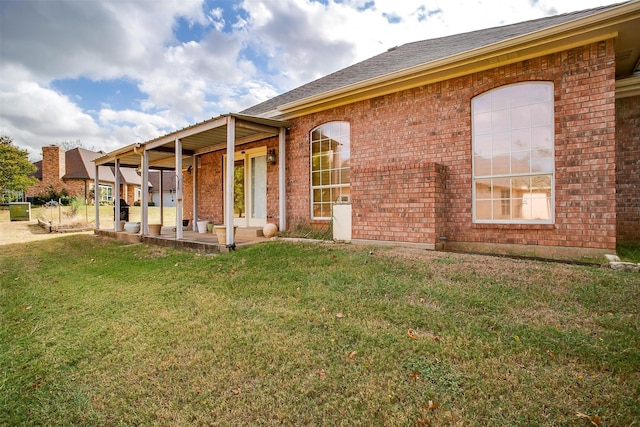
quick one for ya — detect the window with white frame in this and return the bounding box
[98,184,113,203]
[472,82,554,223]
[310,121,351,219]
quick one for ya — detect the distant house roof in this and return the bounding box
[32,146,145,186]
[148,170,176,192]
[115,166,146,187]
[63,148,118,181]
[241,2,635,117]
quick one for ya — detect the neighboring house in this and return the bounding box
[148,170,177,207]
[95,2,640,259]
[27,145,145,205]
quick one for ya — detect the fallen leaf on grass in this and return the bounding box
[336,312,345,318]
[409,370,421,381]
[407,328,417,340]
[348,351,357,359]
[416,418,431,426]
[576,412,601,426]
[231,388,241,395]
[316,369,326,379]
[546,349,557,360]
[426,400,439,411]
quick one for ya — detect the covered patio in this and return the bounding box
[93,113,291,250]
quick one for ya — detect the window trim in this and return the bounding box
[98,184,113,203]
[309,121,351,220]
[471,82,555,224]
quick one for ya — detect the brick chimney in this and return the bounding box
[42,145,65,184]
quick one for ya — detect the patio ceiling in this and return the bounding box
[94,113,291,170]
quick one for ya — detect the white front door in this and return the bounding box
[225,147,267,227]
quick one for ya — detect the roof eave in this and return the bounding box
[616,74,640,98]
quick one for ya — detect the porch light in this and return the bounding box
[267,149,277,165]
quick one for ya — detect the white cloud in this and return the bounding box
[0,0,623,157]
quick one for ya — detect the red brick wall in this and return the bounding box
[26,146,93,201]
[183,138,280,225]
[616,95,640,242]
[351,161,446,243]
[283,40,617,251]
[42,145,65,185]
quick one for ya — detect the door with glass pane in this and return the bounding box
[226,148,267,227]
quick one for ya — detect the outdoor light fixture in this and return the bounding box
[187,165,193,174]
[267,149,277,165]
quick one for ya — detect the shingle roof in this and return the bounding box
[61,147,143,184]
[148,170,177,191]
[62,147,101,179]
[241,2,625,116]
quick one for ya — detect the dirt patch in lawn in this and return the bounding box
[0,220,94,246]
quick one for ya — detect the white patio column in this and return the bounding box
[192,155,198,231]
[175,138,183,240]
[158,171,164,225]
[225,116,235,247]
[94,163,100,230]
[278,127,287,231]
[114,158,121,231]
[141,150,149,235]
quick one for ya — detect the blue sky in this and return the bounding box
[0,0,623,159]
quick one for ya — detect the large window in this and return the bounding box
[472,82,554,223]
[310,121,350,219]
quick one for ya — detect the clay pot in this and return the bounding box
[263,223,278,238]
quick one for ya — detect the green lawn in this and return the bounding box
[1,236,639,426]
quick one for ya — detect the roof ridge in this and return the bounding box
[397,1,629,49]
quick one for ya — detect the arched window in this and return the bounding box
[310,121,350,219]
[472,82,554,223]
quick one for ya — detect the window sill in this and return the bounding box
[472,223,556,230]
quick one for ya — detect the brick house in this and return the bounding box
[95,2,639,259]
[27,145,145,205]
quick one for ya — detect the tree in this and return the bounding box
[59,139,97,152]
[0,135,37,194]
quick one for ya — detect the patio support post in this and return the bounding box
[158,171,164,225]
[175,138,183,240]
[141,150,149,235]
[114,158,121,231]
[192,155,197,232]
[225,116,235,248]
[278,127,287,231]
[94,163,100,230]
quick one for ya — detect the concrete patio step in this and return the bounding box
[235,227,264,238]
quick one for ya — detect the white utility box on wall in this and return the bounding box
[332,202,352,242]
